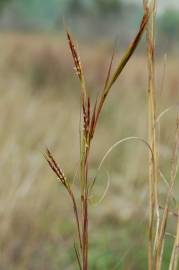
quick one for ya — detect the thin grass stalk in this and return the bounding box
[47,8,149,270]
[155,118,179,270]
[74,242,83,270]
[45,149,82,250]
[82,105,91,270]
[143,0,159,269]
[79,109,88,270]
[77,11,149,270]
[68,187,83,251]
[169,209,179,270]
[67,32,90,269]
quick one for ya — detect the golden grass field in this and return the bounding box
[0,33,179,269]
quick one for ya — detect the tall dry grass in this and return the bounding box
[46,9,149,270]
[144,1,179,270]
[45,1,179,269]
[0,7,179,269]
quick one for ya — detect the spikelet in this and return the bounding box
[45,148,67,186]
[67,32,82,80]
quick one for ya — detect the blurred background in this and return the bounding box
[0,0,179,269]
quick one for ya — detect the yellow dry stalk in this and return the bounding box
[143,0,159,269]
[155,119,179,270]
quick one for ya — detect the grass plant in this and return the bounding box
[144,1,179,270]
[46,7,149,270]
[45,1,179,269]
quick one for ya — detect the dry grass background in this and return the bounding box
[0,33,179,269]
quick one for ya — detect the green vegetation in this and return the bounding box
[93,0,122,15]
[159,9,179,41]
[0,0,11,10]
